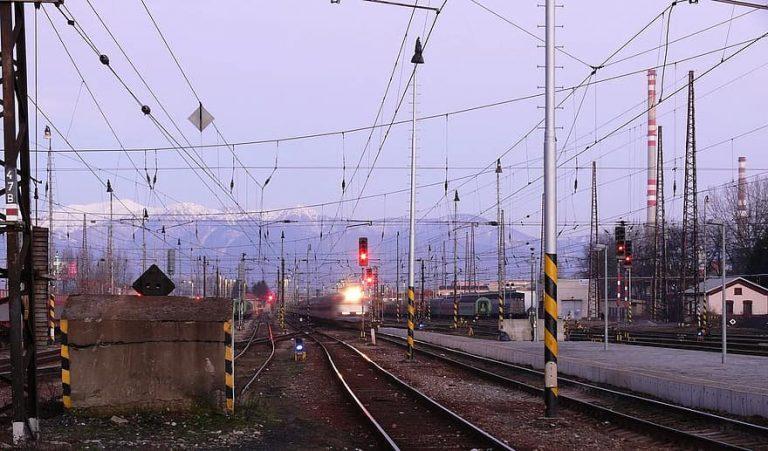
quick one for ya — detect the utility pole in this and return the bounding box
[530,249,538,342]
[496,159,504,331]
[107,180,114,294]
[142,208,148,272]
[306,244,311,301]
[45,126,54,295]
[80,214,89,292]
[2,2,43,442]
[453,190,460,329]
[681,70,699,324]
[420,259,425,322]
[215,261,220,298]
[280,231,286,332]
[464,230,469,291]
[406,37,423,359]
[396,231,401,324]
[202,255,207,297]
[470,223,476,292]
[441,240,446,292]
[588,162,599,319]
[543,0,559,417]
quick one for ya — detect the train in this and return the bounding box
[290,286,526,322]
[383,290,526,319]
[288,284,370,321]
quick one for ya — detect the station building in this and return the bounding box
[686,277,768,316]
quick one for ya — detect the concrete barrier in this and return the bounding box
[61,295,232,413]
[500,318,563,341]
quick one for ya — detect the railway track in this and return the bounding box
[378,332,768,450]
[569,329,768,357]
[309,330,513,451]
[237,320,302,398]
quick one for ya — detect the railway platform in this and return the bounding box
[380,327,768,419]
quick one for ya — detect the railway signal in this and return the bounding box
[615,222,626,258]
[358,237,369,267]
[624,240,633,267]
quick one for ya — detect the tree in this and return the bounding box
[251,280,270,299]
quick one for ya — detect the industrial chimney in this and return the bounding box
[646,69,658,229]
[738,156,748,232]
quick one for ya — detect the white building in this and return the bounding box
[686,277,768,316]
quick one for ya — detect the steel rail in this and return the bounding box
[315,331,514,451]
[234,320,261,360]
[307,333,399,451]
[378,332,768,450]
[239,324,276,396]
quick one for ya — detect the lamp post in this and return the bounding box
[593,244,608,350]
[707,221,727,364]
[406,37,424,360]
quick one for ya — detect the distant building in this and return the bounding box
[685,277,768,316]
[558,279,589,319]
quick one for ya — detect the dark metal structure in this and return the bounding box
[587,161,599,319]
[0,1,47,442]
[651,126,668,321]
[680,71,700,324]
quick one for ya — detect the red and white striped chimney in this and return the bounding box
[738,156,748,229]
[646,69,658,227]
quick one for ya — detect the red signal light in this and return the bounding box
[358,237,369,266]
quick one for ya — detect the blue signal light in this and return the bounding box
[295,344,304,351]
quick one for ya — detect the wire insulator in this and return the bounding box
[141,105,151,115]
[99,54,110,66]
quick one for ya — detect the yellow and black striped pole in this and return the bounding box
[224,319,234,413]
[406,287,415,359]
[48,294,56,343]
[60,319,71,409]
[453,296,458,330]
[544,253,558,417]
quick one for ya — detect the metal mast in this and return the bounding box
[680,70,699,324]
[1,1,42,441]
[141,208,148,272]
[80,213,89,292]
[107,180,114,294]
[543,0,559,417]
[396,231,400,323]
[406,37,423,359]
[46,127,54,294]
[652,126,668,321]
[453,190,459,329]
[496,160,504,330]
[588,161,599,319]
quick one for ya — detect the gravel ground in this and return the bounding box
[325,328,681,451]
[237,335,384,450]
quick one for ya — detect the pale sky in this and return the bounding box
[23,0,768,270]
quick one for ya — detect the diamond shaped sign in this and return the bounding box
[188,103,214,132]
[133,264,175,296]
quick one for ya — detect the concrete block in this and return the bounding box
[62,295,232,413]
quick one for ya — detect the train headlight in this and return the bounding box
[343,286,363,303]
